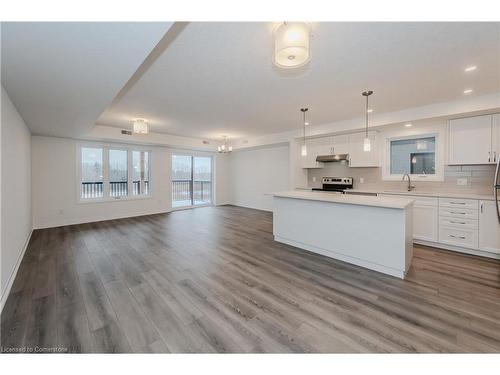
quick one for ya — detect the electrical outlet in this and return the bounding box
[312,176,317,182]
[359,177,365,184]
[457,178,468,186]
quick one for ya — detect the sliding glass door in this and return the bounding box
[171,154,212,208]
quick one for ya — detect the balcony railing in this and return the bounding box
[81,181,149,199]
[172,179,211,207]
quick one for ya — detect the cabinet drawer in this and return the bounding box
[439,206,479,220]
[439,216,478,229]
[439,226,478,249]
[413,197,438,207]
[439,197,478,210]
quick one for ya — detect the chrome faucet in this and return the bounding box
[402,173,415,191]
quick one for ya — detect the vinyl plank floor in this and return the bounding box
[2,206,500,353]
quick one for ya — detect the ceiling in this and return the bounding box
[2,22,499,141]
[1,22,172,137]
[97,22,500,140]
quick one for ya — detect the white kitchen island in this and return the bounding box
[272,191,414,279]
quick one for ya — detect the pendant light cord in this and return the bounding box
[365,94,368,138]
[300,108,308,145]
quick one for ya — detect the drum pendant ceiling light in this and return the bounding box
[274,22,311,68]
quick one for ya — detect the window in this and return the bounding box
[81,147,104,199]
[109,149,128,197]
[384,134,441,181]
[79,144,151,201]
[171,154,212,208]
[132,151,150,196]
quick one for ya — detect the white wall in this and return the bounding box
[229,144,290,211]
[214,153,231,205]
[32,136,173,228]
[1,86,32,309]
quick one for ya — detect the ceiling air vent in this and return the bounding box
[203,140,210,144]
[121,130,132,135]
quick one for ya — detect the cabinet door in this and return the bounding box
[301,137,325,169]
[413,200,439,242]
[493,114,500,163]
[332,135,349,155]
[448,115,493,165]
[348,131,380,167]
[479,200,500,254]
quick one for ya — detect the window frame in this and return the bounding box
[382,132,444,182]
[76,142,152,203]
[170,150,214,210]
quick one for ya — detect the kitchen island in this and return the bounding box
[272,191,414,279]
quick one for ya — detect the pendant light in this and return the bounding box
[362,91,373,152]
[274,22,311,69]
[217,136,232,153]
[133,118,149,134]
[300,108,308,157]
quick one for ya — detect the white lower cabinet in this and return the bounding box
[379,195,438,241]
[479,200,500,254]
[377,194,500,257]
[413,198,439,242]
[438,197,479,249]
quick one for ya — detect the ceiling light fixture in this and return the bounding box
[464,65,477,72]
[217,136,232,153]
[133,119,149,134]
[362,91,373,152]
[300,108,309,157]
[404,123,413,127]
[274,22,311,69]
[463,89,473,94]
[367,108,373,113]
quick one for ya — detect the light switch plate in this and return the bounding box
[359,177,365,184]
[457,178,468,186]
[312,176,316,182]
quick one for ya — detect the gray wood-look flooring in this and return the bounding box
[1,205,500,353]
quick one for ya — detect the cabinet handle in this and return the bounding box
[449,220,466,224]
[449,211,466,215]
[449,202,466,205]
[488,152,491,163]
[495,151,497,163]
[449,234,466,239]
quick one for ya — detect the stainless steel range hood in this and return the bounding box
[316,154,349,162]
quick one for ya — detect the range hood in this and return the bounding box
[316,154,349,162]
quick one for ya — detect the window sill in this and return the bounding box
[77,195,153,204]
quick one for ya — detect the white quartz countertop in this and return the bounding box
[345,188,496,201]
[272,190,414,209]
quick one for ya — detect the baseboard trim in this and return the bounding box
[414,239,500,260]
[0,229,33,313]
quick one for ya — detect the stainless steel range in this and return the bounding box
[312,177,354,193]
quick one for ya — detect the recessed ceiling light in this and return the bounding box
[463,89,473,94]
[304,122,309,126]
[464,65,477,72]
[404,123,412,127]
[367,108,373,113]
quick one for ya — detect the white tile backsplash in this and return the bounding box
[307,164,495,195]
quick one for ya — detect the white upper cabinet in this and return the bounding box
[493,114,500,157]
[348,131,380,167]
[332,135,349,155]
[479,200,500,254]
[300,137,327,169]
[448,114,495,165]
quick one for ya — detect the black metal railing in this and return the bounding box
[132,180,150,196]
[172,179,211,205]
[81,181,103,198]
[81,181,149,199]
